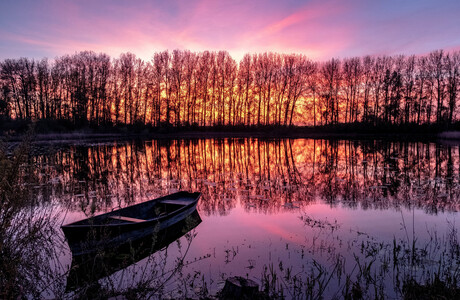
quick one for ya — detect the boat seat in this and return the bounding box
[161,199,192,205]
[109,215,145,223]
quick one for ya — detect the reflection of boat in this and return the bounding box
[66,210,202,291]
[61,191,201,255]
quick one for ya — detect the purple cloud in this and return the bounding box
[0,0,459,61]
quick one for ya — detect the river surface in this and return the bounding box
[26,138,460,299]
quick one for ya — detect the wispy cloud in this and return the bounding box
[0,0,459,61]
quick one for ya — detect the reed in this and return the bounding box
[0,132,63,298]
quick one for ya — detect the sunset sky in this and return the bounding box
[1,0,459,62]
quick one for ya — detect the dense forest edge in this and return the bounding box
[1,48,459,139]
[2,119,460,142]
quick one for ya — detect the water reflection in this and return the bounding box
[33,139,459,215]
[9,138,460,298]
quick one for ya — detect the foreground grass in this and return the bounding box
[0,133,64,298]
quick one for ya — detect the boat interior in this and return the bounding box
[69,197,195,226]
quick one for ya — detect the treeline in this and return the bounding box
[0,49,459,128]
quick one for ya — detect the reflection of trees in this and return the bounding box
[31,139,460,215]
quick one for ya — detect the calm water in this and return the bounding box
[28,138,460,298]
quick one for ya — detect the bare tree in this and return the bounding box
[444,51,459,124]
[429,50,446,124]
[0,49,459,129]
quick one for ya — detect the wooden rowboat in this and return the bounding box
[66,210,202,291]
[61,191,201,255]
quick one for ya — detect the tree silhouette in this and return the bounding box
[0,49,459,129]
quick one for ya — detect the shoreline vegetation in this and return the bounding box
[1,119,460,142]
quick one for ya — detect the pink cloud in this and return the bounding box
[1,0,459,62]
[229,0,354,60]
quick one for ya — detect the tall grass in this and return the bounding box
[0,132,63,298]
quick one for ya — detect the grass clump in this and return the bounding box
[0,132,61,299]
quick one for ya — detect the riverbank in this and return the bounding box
[32,130,460,141]
[1,119,460,143]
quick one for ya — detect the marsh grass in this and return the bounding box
[0,132,64,298]
[255,214,460,300]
